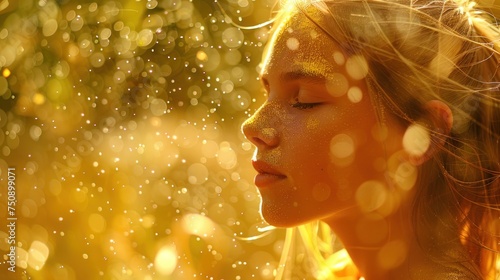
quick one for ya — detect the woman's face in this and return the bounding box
[243,10,406,227]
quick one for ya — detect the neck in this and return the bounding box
[321,199,479,279]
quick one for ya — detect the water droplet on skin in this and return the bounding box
[329,134,355,166]
[355,180,387,212]
[345,55,369,80]
[347,86,363,103]
[286,37,299,50]
[377,240,408,269]
[326,73,349,97]
[333,51,345,65]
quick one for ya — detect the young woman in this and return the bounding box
[242,0,500,278]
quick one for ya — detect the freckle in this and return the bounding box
[326,73,349,97]
[347,86,363,103]
[346,55,369,80]
[333,51,345,65]
[286,37,299,50]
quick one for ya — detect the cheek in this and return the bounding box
[329,133,357,167]
[292,125,333,162]
[304,114,360,166]
[288,128,338,185]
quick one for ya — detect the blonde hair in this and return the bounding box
[270,0,500,278]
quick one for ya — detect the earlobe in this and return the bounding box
[425,100,453,136]
[406,100,453,166]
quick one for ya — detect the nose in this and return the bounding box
[242,104,280,149]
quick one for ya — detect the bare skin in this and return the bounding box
[243,8,479,279]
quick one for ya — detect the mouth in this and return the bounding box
[251,160,287,188]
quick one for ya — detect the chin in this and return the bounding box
[260,204,309,228]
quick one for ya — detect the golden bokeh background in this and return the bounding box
[0,0,294,279]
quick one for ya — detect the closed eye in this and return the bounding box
[290,87,327,109]
[291,101,321,109]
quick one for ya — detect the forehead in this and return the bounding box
[261,10,346,78]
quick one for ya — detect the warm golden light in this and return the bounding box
[0,0,277,278]
[154,245,178,276]
[2,68,10,77]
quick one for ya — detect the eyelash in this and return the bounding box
[291,101,321,109]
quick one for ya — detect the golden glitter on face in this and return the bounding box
[306,115,320,130]
[261,128,278,142]
[262,8,349,83]
[243,8,407,226]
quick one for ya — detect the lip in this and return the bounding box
[251,160,287,188]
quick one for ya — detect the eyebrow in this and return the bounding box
[260,70,327,87]
[280,71,328,84]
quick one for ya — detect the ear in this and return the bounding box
[407,100,453,165]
